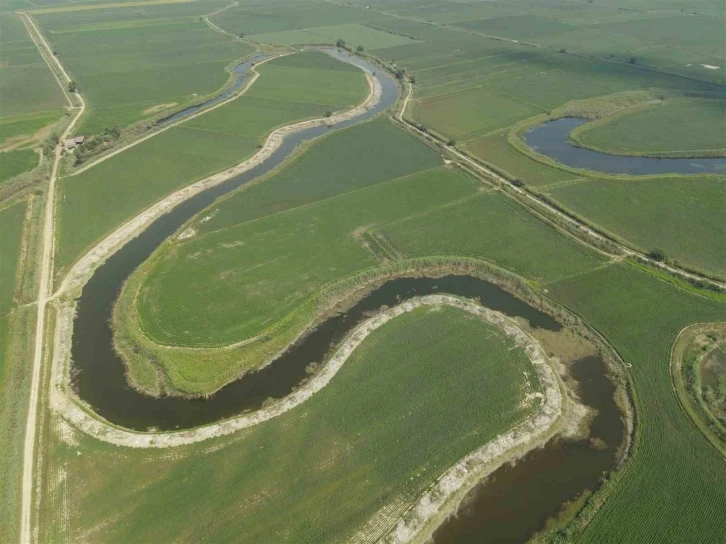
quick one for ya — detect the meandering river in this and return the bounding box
[525,117,726,175]
[69,52,624,542]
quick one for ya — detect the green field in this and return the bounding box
[0,149,38,184]
[250,23,416,50]
[462,130,576,186]
[0,201,25,315]
[54,51,368,278]
[42,304,541,543]
[572,98,726,156]
[551,176,726,276]
[115,118,607,396]
[412,86,543,141]
[0,13,66,119]
[378,192,606,283]
[34,1,254,133]
[549,263,726,543]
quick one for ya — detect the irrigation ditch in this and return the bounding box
[44,48,638,542]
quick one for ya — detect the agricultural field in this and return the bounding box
[0,149,38,185]
[461,130,578,186]
[549,263,726,542]
[116,120,609,397]
[572,97,726,156]
[54,50,368,277]
[0,13,65,182]
[32,0,254,133]
[0,199,31,542]
[0,13,65,119]
[5,1,726,543]
[0,201,25,315]
[550,175,726,276]
[378,192,605,283]
[41,304,541,543]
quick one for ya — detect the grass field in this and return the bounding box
[378,192,606,283]
[0,13,66,119]
[136,165,469,347]
[0,149,38,184]
[462,130,577,186]
[572,97,726,156]
[115,118,607,395]
[550,175,726,276]
[42,304,541,543]
[0,201,26,315]
[54,50,368,278]
[34,1,254,133]
[250,23,416,50]
[549,263,726,543]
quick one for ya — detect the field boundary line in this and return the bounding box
[17,11,86,544]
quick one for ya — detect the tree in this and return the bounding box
[395,68,406,81]
[409,75,416,84]
[336,39,346,48]
[447,139,456,146]
[356,45,364,52]
[629,56,637,64]
[239,32,245,39]
[324,110,332,118]
[68,80,77,93]
[511,178,526,188]
[559,48,566,54]
[647,248,668,262]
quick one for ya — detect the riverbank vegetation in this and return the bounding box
[54,50,368,282]
[42,304,541,543]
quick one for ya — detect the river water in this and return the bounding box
[69,51,624,542]
[525,117,726,175]
[156,53,269,126]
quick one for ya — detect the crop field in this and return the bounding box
[0,13,66,119]
[137,166,469,348]
[54,50,367,277]
[378,192,606,283]
[0,150,38,185]
[194,118,443,232]
[8,1,726,543]
[412,86,543,141]
[33,0,254,133]
[209,1,392,36]
[462,130,577,187]
[550,175,726,276]
[42,304,540,543]
[118,118,608,395]
[0,201,25,315]
[549,263,726,542]
[572,97,726,156]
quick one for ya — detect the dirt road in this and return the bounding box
[18,12,86,544]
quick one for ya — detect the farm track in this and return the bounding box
[17,12,85,544]
[396,82,726,293]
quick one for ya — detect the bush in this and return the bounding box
[447,139,456,146]
[647,248,668,262]
[511,178,526,188]
[336,39,346,48]
[356,45,364,52]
